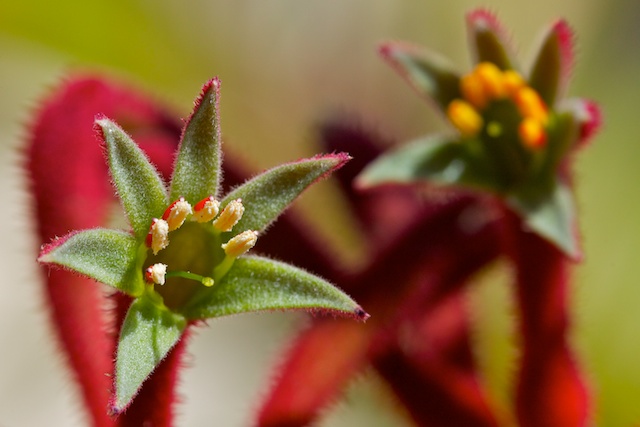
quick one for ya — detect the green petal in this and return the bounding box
[170,78,222,204]
[466,9,516,70]
[528,20,574,106]
[356,135,498,190]
[220,154,350,234]
[38,229,144,295]
[182,255,367,320]
[113,294,187,412]
[96,118,169,240]
[379,42,460,111]
[537,106,580,179]
[507,179,579,259]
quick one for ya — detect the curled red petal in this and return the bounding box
[257,320,373,427]
[27,75,180,426]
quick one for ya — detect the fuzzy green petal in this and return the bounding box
[220,154,350,235]
[379,42,460,111]
[38,229,144,295]
[182,255,367,320]
[507,180,579,258]
[356,135,497,190]
[170,78,222,204]
[97,118,168,239]
[528,20,574,106]
[113,294,187,412]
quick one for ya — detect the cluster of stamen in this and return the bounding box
[144,196,258,286]
[446,62,550,149]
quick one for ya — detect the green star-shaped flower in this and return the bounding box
[358,11,600,258]
[38,78,367,413]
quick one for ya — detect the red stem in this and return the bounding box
[504,211,589,427]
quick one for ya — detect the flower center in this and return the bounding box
[143,196,258,311]
[447,62,549,150]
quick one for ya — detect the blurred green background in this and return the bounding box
[1,1,638,426]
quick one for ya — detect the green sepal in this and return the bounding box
[97,118,168,239]
[220,154,350,235]
[466,10,515,70]
[379,42,460,111]
[113,293,187,412]
[182,255,365,320]
[38,229,144,296]
[170,79,222,204]
[507,179,579,259]
[528,21,572,106]
[356,135,498,191]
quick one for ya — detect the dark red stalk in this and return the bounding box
[258,194,501,426]
[504,210,589,427]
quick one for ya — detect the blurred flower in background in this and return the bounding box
[1,1,640,426]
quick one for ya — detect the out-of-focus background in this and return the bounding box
[1,1,638,426]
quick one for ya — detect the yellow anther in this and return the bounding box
[460,72,488,109]
[502,70,525,98]
[222,230,258,258]
[515,86,549,124]
[447,100,484,137]
[475,62,506,99]
[146,218,169,255]
[518,117,547,149]
[162,197,192,231]
[145,263,167,285]
[213,199,244,232]
[193,196,220,223]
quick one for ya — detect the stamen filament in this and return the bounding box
[166,270,215,287]
[213,256,236,282]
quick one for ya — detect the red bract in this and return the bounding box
[28,76,181,427]
[257,122,503,426]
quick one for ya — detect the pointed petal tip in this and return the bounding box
[355,307,370,322]
[93,115,118,138]
[193,77,222,110]
[552,19,575,73]
[466,8,503,32]
[377,40,418,61]
[107,398,129,418]
[378,41,394,58]
[37,231,78,263]
[307,151,352,171]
